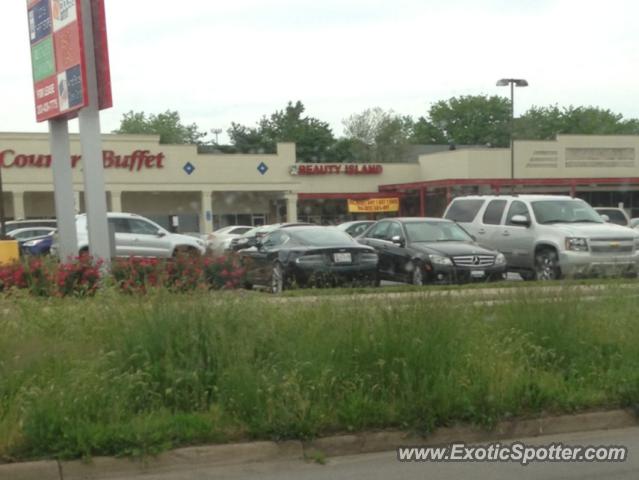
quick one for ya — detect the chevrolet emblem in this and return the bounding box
[610,242,620,248]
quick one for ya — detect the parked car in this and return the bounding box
[6,226,56,245]
[51,213,206,258]
[239,225,379,293]
[444,195,639,280]
[230,223,311,251]
[206,225,253,254]
[21,233,54,256]
[357,218,506,284]
[4,219,57,231]
[594,207,630,226]
[337,220,376,237]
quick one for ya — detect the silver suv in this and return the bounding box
[443,195,639,280]
[52,213,206,258]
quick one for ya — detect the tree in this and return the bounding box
[114,110,206,145]
[226,123,273,154]
[228,101,336,162]
[328,137,372,163]
[516,105,639,140]
[342,108,414,162]
[409,117,447,145]
[426,95,511,147]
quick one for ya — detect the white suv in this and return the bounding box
[52,213,206,258]
[444,195,639,280]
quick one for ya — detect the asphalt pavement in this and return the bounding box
[99,426,639,480]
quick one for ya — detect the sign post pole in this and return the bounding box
[78,0,110,262]
[49,118,78,260]
[0,153,6,238]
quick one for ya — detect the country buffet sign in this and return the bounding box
[348,198,400,213]
[0,149,164,170]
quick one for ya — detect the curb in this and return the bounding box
[1,409,636,480]
[303,409,638,458]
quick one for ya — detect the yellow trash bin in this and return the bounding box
[0,240,19,265]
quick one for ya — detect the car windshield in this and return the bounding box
[532,200,603,224]
[404,221,474,243]
[293,228,354,246]
[242,226,262,237]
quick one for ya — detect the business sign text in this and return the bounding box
[289,164,383,176]
[0,149,165,171]
[28,0,88,121]
[348,197,400,213]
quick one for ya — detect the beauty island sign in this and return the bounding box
[0,149,165,171]
[289,164,383,176]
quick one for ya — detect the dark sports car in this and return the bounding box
[357,218,507,284]
[239,226,379,293]
[229,223,311,251]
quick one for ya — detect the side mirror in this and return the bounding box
[157,229,167,237]
[510,215,530,227]
[391,235,405,246]
[600,214,610,222]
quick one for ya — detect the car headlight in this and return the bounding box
[565,237,588,252]
[429,254,453,266]
[24,239,43,247]
[495,253,506,265]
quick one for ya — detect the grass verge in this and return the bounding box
[1,286,639,461]
[277,276,639,297]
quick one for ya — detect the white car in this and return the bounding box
[594,207,631,227]
[52,212,206,258]
[206,225,253,254]
[445,195,639,280]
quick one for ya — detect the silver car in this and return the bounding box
[206,225,253,255]
[444,195,639,280]
[52,213,206,258]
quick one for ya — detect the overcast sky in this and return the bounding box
[4,0,639,143]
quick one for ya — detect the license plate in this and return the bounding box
[471,270,485,278]
[333,253,352,263]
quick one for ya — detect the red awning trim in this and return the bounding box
[379,177,639,192]
[298,192,405,200]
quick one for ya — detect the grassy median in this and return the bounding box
[1,286,639,460]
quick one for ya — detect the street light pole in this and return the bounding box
[496,78,528,190]
[210,128,222,145]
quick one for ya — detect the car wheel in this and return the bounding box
[271,262,285,294]
[535,249,561,281]
[411,262,424,285]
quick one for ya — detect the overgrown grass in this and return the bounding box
[2,286,639,461]
[278,275,639,297]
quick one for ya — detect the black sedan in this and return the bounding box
[229,223,311,252]
[357,218,507,284]
[239,226,379,293]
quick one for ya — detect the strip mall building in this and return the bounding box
[2,132,639,232]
